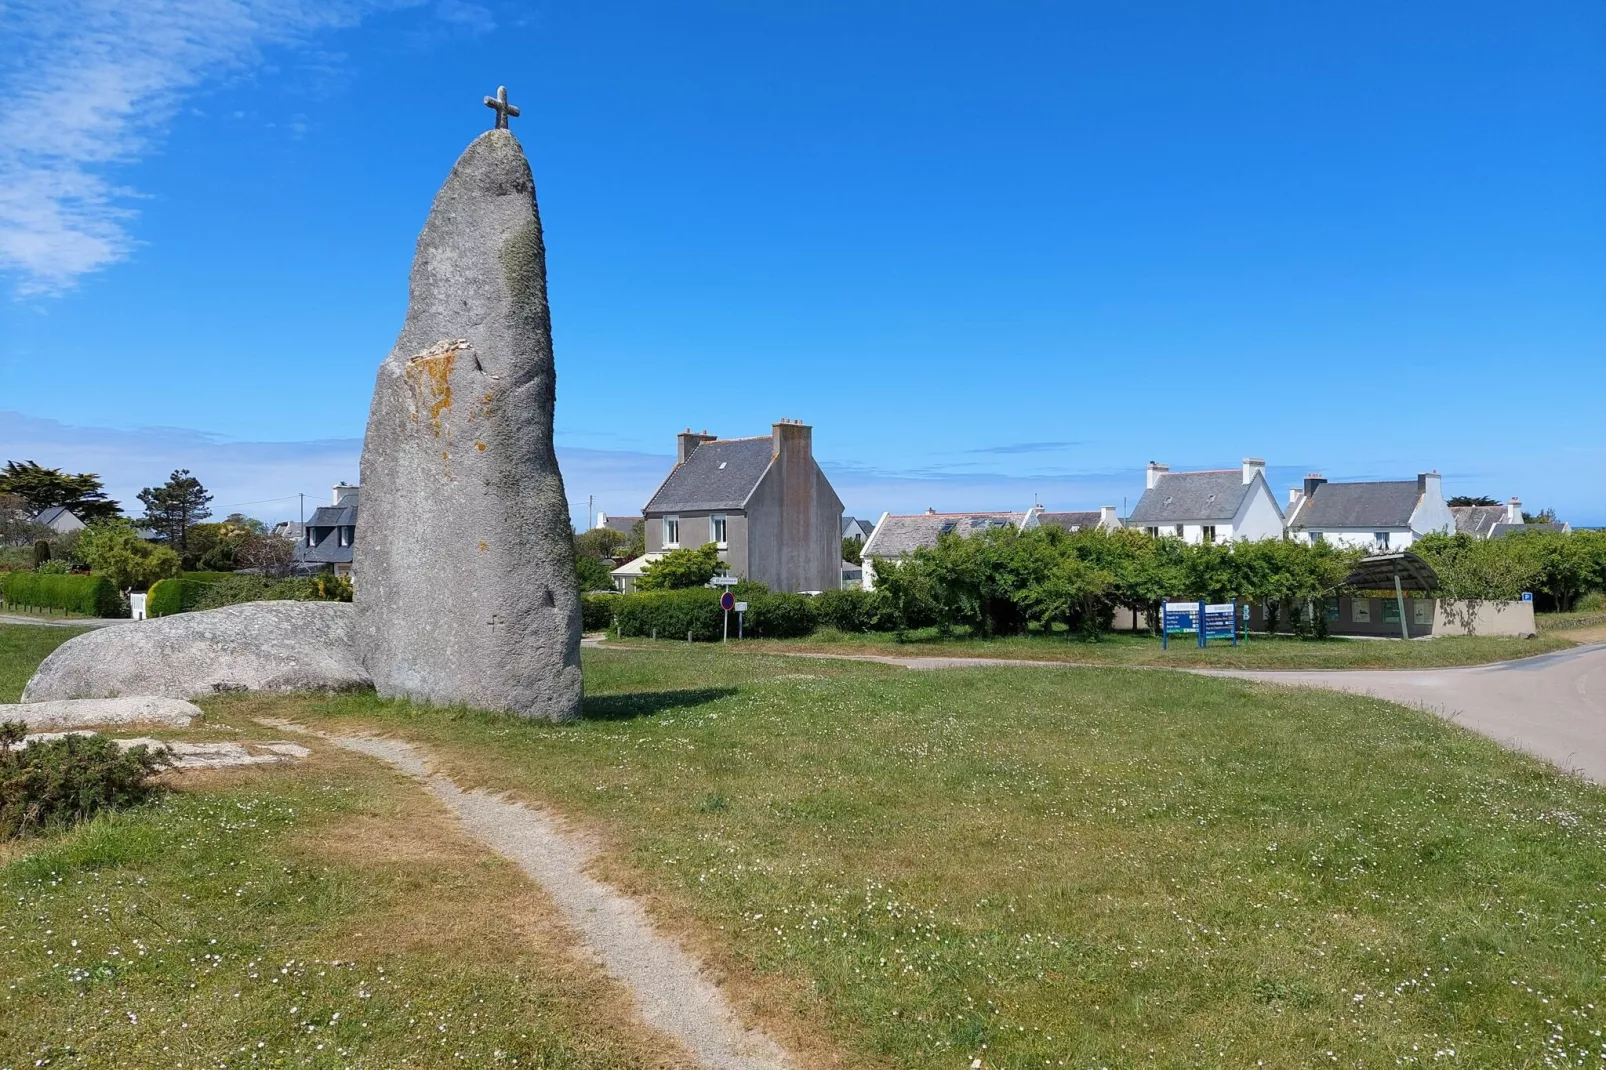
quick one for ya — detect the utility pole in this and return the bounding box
[587,494,594,531]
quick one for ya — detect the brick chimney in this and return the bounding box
[1146,462,1169,490]
[1303,473,1327,499]
[676,427,717,464]
[1506,496,1522,524]
[1242,457,1265,486]
[772,419,812,463]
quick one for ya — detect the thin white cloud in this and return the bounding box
[0,0,403,295]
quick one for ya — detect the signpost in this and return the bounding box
[720,590,736,641]
[1162,598,1237,648]
[735,600,748,639]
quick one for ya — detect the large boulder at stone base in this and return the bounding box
[1,696,202,731]
[23,602,371,702]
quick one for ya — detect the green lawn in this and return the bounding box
[0,623,87,701]
[657,625,1578,670]
[5,626,1604,1068]
[234,645,1605,1069]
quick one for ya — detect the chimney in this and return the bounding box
[677,427,716,464]
[1242,457,1265,486]
[1288,486,1304,509]
[772,419,812,462]
[1416,471,1441,500]
[1146,461,1169,490]
[1302,473,1327,499]
[333,482,359,506]
[1506,496,1522,524]
[925,506,937,515]
[1099,504,1118,528]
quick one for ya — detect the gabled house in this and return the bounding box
[1452,497,1571,539]
[596,513,643,539]
[1284,471,1453,551]
[1126,459,1284,543]
[622,421,844,593]
[1036,505,1122,533]
[860,508,1039,591]
[34,506,86,535]
[294,483,359,576]
[842,516,874,542]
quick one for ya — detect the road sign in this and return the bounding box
[1204,601,1238,645]
[720,591,735,611]
[711,576,740,586]
[1521,591,1533,602]
[734,601,748,612]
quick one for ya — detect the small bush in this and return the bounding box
[32,539,50,567]
[613,588,724,641]
[0,723,171,839]
[581,593,616,632]
[743,592,819,638]
[1,571,122,617]
[146,577,214,617]
[813,588,885,632]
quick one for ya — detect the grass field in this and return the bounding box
[4,627,1604,1068]
[655,625,1578,670]
[0,623,86,701]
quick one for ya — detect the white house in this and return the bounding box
[860,508,1039,591]
[1283,471,1454,551]
[1451,497,1571,539]
[1125,459,1285,543]
[1036,505,1122,533]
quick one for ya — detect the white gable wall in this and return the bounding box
[1230,475,1285,541]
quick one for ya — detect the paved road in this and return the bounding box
[1208,643,1606,785]
[0,613,124,629]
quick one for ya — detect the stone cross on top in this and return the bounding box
[484,85,520,129]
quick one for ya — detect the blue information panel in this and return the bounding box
[1162,599,1237,648]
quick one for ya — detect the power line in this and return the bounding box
[222,493,310,509]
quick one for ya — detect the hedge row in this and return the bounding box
[146,578,215,618]
[1,572,123,618]
[601,588,887,642]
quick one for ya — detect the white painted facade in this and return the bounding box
[1290,472,1455,552]
[1128,460,1286,544]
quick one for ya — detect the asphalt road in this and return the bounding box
[1213,643,1606,785]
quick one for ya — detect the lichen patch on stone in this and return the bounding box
[405,339,466,436]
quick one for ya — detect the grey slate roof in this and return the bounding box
[602,515,642,536]
[298,528,354,565]
[306,504,357,528]
[1128,471,1259,524]
[1286,481,1419,530]
[1492,521,1566,538]
[644,437,775,513]
[1038,510,1101,531]
[1451,505,1506,537]
[34,505,78,527]
[861,511,1027,560]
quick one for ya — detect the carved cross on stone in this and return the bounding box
[484,85,520,129]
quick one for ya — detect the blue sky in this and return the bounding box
[2,1,1602,527]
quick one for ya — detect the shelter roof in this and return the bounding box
[1344,552,1438,592]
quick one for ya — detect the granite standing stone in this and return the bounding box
[354,129,582,720]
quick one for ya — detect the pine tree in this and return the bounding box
[137,470,214,551]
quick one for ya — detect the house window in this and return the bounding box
[1143,527,1159,538]
[1352,598,1372,623]
[1310,532,1324,545]
[307,530,316,547]
[339,528,350,548]
[1374,531,1391,549]
[1173,524,1184,537]
[1201,525,1216,544]
[711,513,727,548]
[663,516,680,548]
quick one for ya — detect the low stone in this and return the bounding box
[0,696,201,731]
[22,601,371,702]
[21,734,311,769]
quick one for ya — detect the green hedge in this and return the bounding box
[743,592,819,638]
[613,588,724,641]
[2,572,122,618]
[146,577,215,618]
[180,571,238,584]
[812,588,886,632]
[580,593,617,632]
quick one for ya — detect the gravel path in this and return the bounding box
[266,722,793,1070]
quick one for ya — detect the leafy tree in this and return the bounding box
[635,543,722,591]
[223,513,269,535]
[575,554,614,592]
[1447,495,1499,507]
[1509,529,1604,611]
[77,520,181,591]
[138,470,213,551]
[0,461,120,521]
[575,526,627,560]
[626,520,646,560]
[1414,532,1539,602]
[842,536,863,565]
[1521,507,1559,524]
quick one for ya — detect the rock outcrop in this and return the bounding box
[1,696,201,731]
[354,128,582,720]
[23,601,370,702]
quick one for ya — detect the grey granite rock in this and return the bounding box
[0,696,202,731]
[354,129,582,721]
[22,602,370,702]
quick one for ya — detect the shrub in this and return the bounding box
[613,588,724,641]
[636,544,722,591]
[2,571,122,617]
[180,571,238,584]
[146,577,216,617]
[743,592,819,638]
[193,574,314,610]
[77,520,181,592]
[580,593,617,632]
[34,559,73,575]
[0,723,171,838]
[813,588,883,632]
[32,539,50,567]
[308,573,353,602]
